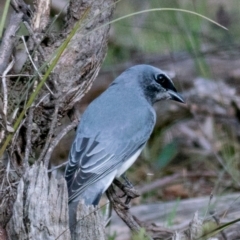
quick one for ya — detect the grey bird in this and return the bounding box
[65,64,184,227]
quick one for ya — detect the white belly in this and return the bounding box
[116,147,143,177]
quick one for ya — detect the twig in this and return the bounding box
[45,119,79,170]
[5,158,12,190]
[23,21,45,59]
[21,35,40,75]
[32,0,51,32]
[2,58,15,115]
[35,93,50,107]
[23,106,34,171]
[11,118,26,156]
[10,0,32,21]
[138,171,217,195]
[37,102,60,166]
[106,185,153,240]
[0,58,15,143]
[47,161,68,173]
[10,107,19,123]
[0,12,23,75]
[0,74,35,78]
[21,35,54,95]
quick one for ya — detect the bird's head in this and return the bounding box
[119,64,184,105]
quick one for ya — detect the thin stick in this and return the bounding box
[2,58,15,116]
[0,58,15,143]
[23,106,34,171]
[37,102,59,166]
[46,119,79,171]
[23,21,45,59]
[47,161,67,173]
[21,35,53,95]
[0,12,23,75]
[0,74,35,78]
[106,185,153,240]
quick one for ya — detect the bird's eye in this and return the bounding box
[156,74,167,85]
[155,73,177,92]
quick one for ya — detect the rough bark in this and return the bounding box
[6,164,105,240]
[6,164,70,240]
[0,0,115,238]
[73,202,105,240]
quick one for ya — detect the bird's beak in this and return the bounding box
[167,90,185,103]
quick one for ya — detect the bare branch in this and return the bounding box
[21,35,53,95]
[138,171,217,195]
[2,58,15,116]
[0,12,23,75]
[11,0,32,21]
[45,119,79,169]
[37,101,60,166]
[0,58,15,143]
[47,161,67,173]
[32,0,51,32]
[106,185,153,240]
[23,21,46,58]
[23,107,34,171]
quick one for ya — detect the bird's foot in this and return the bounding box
[113,176,140,205]
[106,185,130,210]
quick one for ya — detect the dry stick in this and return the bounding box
[0,74,35,78]
[21,36,54,95]
[23,106,33,171]
[106,185,153,240]
[10,0,31,19]
[0,12,23,75]
[47,161,68,173]
[23,21,45,59]
[37,102,60,166]
[0,59,15,143]
[138,171,217,195]
[45,119,79,170]
[2,58,15,115]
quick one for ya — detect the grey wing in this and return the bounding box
[65,135,145,203]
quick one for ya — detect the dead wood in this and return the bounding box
[5,164,105,240]
[6,164,70,240]
[110,193,240,240]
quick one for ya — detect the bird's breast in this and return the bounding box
[116,146,144,177]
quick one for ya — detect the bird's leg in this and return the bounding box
[113,174,140,205]
[121,174,134,188]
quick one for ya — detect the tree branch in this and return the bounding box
[0,12,23,75]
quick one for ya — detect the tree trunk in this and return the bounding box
[0,0,115,239]
[6,164,105,240]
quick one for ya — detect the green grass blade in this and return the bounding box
[0,0,11,39]
[95,8,227,34]
[199,218,240,239]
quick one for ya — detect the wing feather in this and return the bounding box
[65,135,145,203]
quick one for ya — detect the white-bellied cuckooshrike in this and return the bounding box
[65,64,184,226]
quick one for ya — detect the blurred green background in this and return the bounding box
[46,0,240,203]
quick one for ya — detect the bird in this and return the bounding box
[65,64,184,226]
